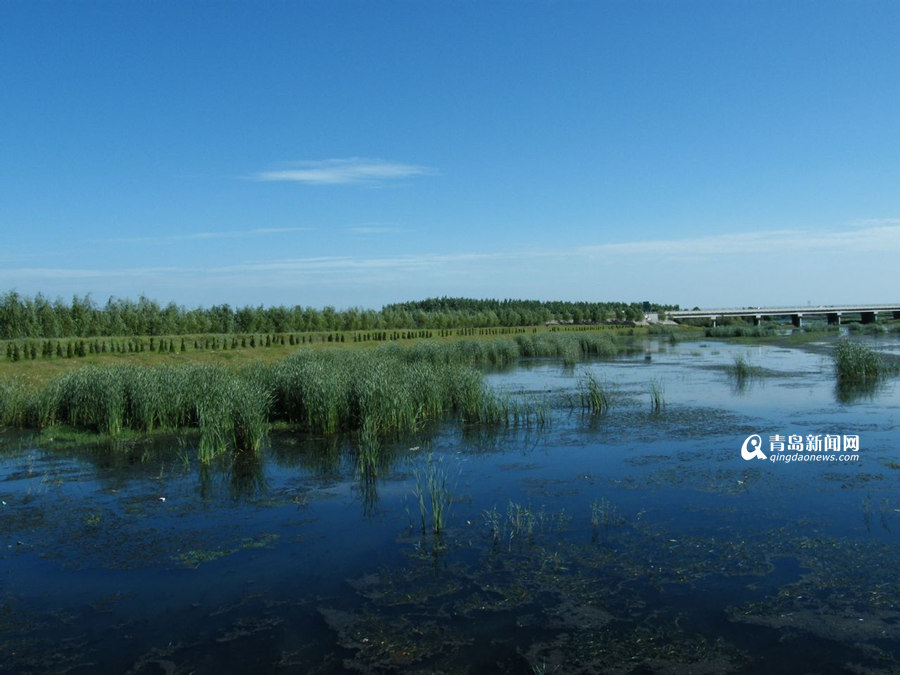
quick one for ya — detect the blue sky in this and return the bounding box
[2,1,898,311]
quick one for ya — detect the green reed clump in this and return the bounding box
[590,496,624,531]
[576,332,619,358]
[519,332,621,366]
[579,371,612,414]
[121,365,197,432]
[53,366,126,435]
[269,351,347,433]
[269,349,506,435]
[8,363,271,459]
[413,454,453,535]
[730,354,753,380]
[505,394,549,428]
[649,378,665,413]
[378,338,519,368]
[349,354,432,435]
[846,322,886,335]
[483,505,502,547]
[515,333,537,357]
[4,335,586,447]
[705,325,773,338]
[448,338,519,367]
[179,365,271,460]
[507,500,538,541]
[24,379,62,429]
[0,378,29,428]
[227,369,271,454]
[377,331,623,369]
[834,339,885,383]
[483,501,562,551]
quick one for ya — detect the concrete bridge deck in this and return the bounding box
[669,304,900,327]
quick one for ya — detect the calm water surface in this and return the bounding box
[1,335,899,673]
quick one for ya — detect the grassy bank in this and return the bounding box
[0,331,639,457]
[0,353,497,459]
[0,323,671,386]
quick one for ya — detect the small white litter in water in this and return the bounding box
[159,497,166,502]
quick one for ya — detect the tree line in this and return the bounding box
[0,291,677,339]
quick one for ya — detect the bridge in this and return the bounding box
[668,304,900,327]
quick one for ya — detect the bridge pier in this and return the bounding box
[753,315,762,326]
[861,311,877,324]
[894,311,900,320]
[827,312,841,325]
[791,314,803,328]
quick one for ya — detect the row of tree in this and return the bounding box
[0,291,678,339]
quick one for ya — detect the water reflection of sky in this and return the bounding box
[489,337,900,415]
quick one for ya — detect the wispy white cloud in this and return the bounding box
[848,217,900,229]
[6,223,899,306]
[17,223,900,283]
[576,224,900,259]
[88,226,312,245]
[253,158,436,185]
[346,226,409,235]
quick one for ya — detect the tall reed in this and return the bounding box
[649,378,665,413]
[413,454,453,535]
[833,340,884,383]
[0,378,29,428]
[3,332,634,446]
[579,371,612,414]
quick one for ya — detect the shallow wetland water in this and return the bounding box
[2,335,899,673]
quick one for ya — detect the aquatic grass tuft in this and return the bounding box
[649,378,665,413]
[590,497,624,532]
[482,501,559,551]
[579,371,612,414]
[412,454,454,536]
[732,354,752,379]
[833,339,885,383]
[705,325,774,338]
[483,506,502,547]
[0,378,30,428]
[507,501,538,542]
[726,353,768,389]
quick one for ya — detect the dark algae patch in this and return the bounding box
[1,335,899,672]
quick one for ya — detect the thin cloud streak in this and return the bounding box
[6,224,899,300]
[254,158,436,185]
[577,224,900,259]
[87,227,313,245]
[346,226,409,235]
